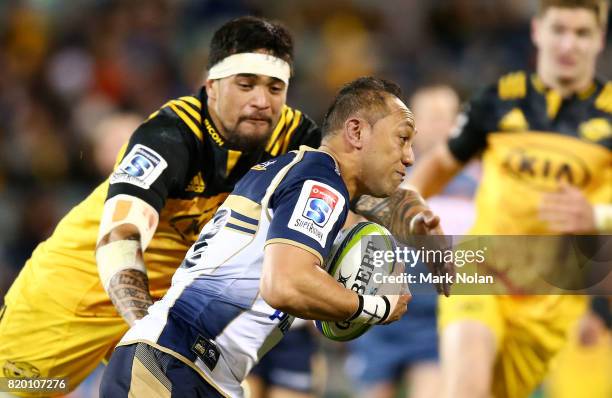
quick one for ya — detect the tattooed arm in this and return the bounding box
[107,268,153,326]
[353,187,454,296]
[353,187,441,240]
[96,224,154,326]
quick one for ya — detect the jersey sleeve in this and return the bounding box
[106,114,193,212]
[447,86,497,163]
[265,159,348,264]
[286,112,322,150]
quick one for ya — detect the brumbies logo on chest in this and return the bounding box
[288,180,345,248]
[111,144,168,189]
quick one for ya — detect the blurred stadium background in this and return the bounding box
[0,0,610,397]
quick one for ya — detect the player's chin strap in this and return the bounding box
[346,294,391,325]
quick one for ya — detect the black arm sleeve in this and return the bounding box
[447,86,497,163]
[106,114,193,213]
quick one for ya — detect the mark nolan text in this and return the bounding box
[373,272,495,285]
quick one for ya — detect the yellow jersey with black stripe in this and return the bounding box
[448,71,612,234]
[4,89,320,315]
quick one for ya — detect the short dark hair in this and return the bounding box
[538,0,609,27]
[207,16,294,71]
[321,77,403,137]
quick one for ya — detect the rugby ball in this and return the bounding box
[315,222,398,341]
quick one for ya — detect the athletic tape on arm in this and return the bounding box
[96,240,146,292]
[347,294,391,325]
[97,194,159,249]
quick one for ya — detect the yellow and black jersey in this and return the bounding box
[448,71,612,234]
[5,89,320,315]
[107,88,320,244]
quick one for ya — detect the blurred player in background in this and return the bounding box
[91,113,142,177]
[545,296,611,398]
[409,0,612,397]
[409,85,479,234]
[100,76,413,398]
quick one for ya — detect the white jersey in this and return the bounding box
[120,146,349,397]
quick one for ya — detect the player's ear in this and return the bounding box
[344,117,366,149]
[205,79,218,100]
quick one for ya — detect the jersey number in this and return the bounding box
[181,209,229,269]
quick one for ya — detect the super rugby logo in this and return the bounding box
[288,180,345,248]
[111,144,168,189]
[303,185,338,227]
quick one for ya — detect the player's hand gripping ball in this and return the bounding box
[315,222,402,341]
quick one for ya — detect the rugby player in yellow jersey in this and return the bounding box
[0,16,323,395]
[0,16,449,396]
[407,1,612,397]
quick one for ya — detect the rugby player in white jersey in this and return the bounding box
[99,77,415,398]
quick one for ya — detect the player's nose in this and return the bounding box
[250,86,271,109]
[402,146,414,167]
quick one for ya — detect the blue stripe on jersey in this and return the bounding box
[230,210,258,226]
[158,292,245,363]
[163,276,260,338]
[225,222,256,234]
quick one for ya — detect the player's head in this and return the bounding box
[205,16,294,151]
[92,113,141,176]
[410,85,459,155]
[322,77,416,198]
[532,0,608,87]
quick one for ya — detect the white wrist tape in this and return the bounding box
[347,294,391,325]
[207,53,291,84]
[594,204,612,232]
[97,194,159,250]
[96,240,146,292]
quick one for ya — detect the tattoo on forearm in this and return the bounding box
[355,189,427,241]
[108,269,153,324]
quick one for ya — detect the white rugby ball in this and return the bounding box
[315,221,397,341]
